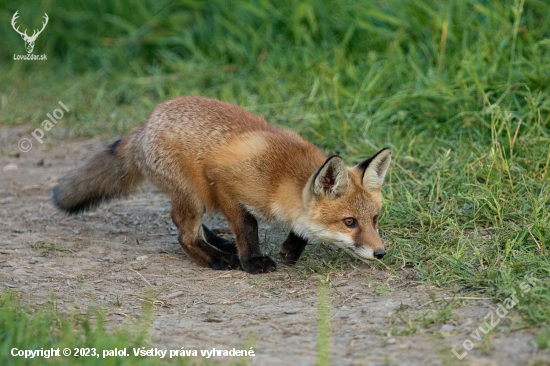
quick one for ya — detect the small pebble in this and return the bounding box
[439,324,455,333]
[165,291,185,299]
[3,163,18,172]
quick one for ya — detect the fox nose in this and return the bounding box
[373,248,386,259]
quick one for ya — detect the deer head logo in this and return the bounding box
[11,11,49,54]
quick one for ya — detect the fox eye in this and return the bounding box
[373,215,379,228]
[342,217,357,228]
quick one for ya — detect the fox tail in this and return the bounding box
[51,134,143,214]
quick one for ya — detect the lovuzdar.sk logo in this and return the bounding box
[12,10,48,61]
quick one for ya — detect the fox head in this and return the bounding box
[300,148,391,261]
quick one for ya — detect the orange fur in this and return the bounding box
[52,96,391,273]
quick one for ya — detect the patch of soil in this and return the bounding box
[1,127,548,365]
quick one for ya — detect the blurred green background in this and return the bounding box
[1,0,549,326]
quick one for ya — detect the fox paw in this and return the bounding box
[241,256,277,274]
[216,241,238,255]
[279,249,301,265]
[209,254,241,270]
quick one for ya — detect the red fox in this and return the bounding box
[52,97,391,274]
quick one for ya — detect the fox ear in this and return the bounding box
[356,148,391,190]
[313,156,349,199]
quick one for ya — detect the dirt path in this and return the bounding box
[1,127,548,365]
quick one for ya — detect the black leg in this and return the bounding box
[197,239,241,270]
[202,224,238,254]
[222,209,275,274]
[213,190,277,274]
[236,210,276,274]
[280,231,308,265]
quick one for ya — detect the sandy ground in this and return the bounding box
[1,126,549,366]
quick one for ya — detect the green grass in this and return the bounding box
[1,0,549,355]
[0,293,192,365]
